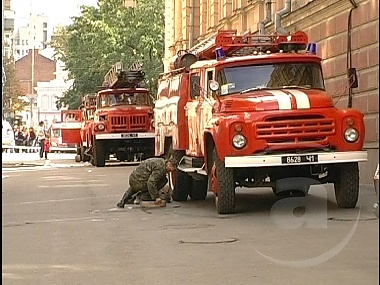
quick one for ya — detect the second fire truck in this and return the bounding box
[78,62,155,167]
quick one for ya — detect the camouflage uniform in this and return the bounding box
[117,157,169,207]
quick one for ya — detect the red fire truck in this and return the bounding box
[78,62,155,167]
[49,110,83,153]
[154,30,368,214]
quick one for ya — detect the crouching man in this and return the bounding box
[117,157,177,208]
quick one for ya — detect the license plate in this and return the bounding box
[281,154,318,164]
[121,133,138,138]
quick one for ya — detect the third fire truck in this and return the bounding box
[79,62,155,167]
[154,30,368,214]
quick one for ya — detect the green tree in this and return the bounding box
[3,55,28,120]
[50,0,165,109]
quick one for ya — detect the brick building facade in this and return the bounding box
[15,49,56,95]
[163,0,379,184]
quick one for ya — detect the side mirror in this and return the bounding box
[209,80,219,92]
[347,68,358,88]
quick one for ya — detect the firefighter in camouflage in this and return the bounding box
[117,157,177,208]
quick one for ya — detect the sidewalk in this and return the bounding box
[2,152,78,167]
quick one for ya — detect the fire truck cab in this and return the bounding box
[79,62,155,167]
[154,30,368,214]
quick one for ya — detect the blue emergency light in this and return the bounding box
[215,47,226,61]
[307,43,317,55]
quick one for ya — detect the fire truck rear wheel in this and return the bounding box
[189,178,208,200]
[334,162,359,208]
[213,149,235,214]
[171,170,191,201]
[93,141,106,167]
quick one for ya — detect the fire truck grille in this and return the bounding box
[109,115,147,131]
[255,117,335,144]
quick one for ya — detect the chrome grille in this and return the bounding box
[255,117,335,144]
[109,115,147,132]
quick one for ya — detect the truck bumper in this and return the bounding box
[95,132,155,140]
[224,151,368,168]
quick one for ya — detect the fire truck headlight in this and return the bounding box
[232,134,246,149]
[344,128,359,142]
[97,123,105,131]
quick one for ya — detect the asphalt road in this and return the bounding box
[2,161,379,285]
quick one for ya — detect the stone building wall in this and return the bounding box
[163,0,379,184]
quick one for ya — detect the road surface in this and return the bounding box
[2,158,379,285]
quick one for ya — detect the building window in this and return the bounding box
[43,22,47,29]
[22,40,25,45]
[41,95,49,110]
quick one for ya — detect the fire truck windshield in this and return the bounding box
[99,92,151,107]
[217,62,325,96]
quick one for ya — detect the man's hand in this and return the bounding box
[154,198,162,205]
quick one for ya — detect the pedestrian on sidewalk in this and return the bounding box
[27,127,37,153]
[43,135,51,160]
[116,157,177,208]
[36,121,46,159]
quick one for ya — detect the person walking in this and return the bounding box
[116,157,177,208]
[36,121,46,159]
[43,135,51,159]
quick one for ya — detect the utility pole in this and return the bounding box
[31,44,35,127]
[2,0,5,120]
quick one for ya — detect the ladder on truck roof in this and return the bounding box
[103,61,145,89]
[187,30,309,60]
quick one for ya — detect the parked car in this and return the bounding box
[2,120,15,152]
[374,164,379,219]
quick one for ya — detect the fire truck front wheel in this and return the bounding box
[333,162,359,208]
[213,149,235,214]
[93,141,106,167]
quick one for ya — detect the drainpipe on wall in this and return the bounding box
[347,0,358,108]
[258,0,272,34]
[274,0,291,35]
[189,0,194,47]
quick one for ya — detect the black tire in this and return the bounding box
[171,170,191,201]
[127,153,134,162]
[74,154,81,162]
[334,162,359,208]
[116,152,128,162]
[213,149,235,214]
[93,140,106,167]
[189,178,208,200]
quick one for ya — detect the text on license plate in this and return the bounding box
[121,133,138,138]
[281,155,318,164]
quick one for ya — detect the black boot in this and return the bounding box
[117,188,134,208]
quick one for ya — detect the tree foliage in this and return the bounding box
[2,55,28,119]
[50,0,165,109]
